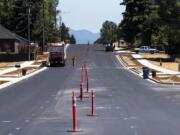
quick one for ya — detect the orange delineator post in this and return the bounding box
[85,64,89,93]
[91,90,95,115]
[72,92,77,131]
[87,90,97,116]
[79,83,84,101]
[68,92,83,132]
[72,56,76,67]
[81,64,84,83]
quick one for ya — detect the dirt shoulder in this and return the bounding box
[0,62,24,70]
[0,53,48,86]
[142,53,180,72]
[117,50,180,84]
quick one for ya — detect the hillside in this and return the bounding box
[69,29,100,44]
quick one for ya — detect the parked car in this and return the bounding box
[134,46,157,54]
[105,44,115,52]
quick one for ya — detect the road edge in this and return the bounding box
[115,55,157,84]
[0,67,47,90]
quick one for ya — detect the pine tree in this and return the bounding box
[59,23,70,43]
[156,0,180,55]
[10,0,28,38]
[120,0,159,47]
[70,34,76,44]
[0,0,61,46]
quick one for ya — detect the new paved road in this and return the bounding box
[0,44,180,135]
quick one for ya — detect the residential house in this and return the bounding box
[0,24,28,53]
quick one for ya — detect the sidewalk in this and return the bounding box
[115,45,180,84]
[132,54,180,75]
[0,61,34,76]
[0,60,47,89]
[0,43,70,90]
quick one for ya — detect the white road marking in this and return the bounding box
[130,116,137,120]
[115,106,121,110]
[16,127,21,130]
[2,121,12,123]
[130,125,135,129]
[152,87,180,92]
[57,91,62,96]
[25,120,29,123]
[123,117,128,120]
[96,106,112,110]
[38,117,61,120]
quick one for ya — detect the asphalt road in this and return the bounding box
[0,44,180,135]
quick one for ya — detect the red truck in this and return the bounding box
[48,45,66,67]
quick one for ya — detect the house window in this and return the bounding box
[4,43,10,52]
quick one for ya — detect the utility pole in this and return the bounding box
[59,14,62,41]
[42,0,45,53]
[28,0,31,61]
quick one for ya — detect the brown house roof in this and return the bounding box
[0,24,18,40]
[0,24,28,44]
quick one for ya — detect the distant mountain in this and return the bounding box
[69,29,100,44]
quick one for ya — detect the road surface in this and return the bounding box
[0,44,180,135]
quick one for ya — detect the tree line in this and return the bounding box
[96,0,180,55]
[0,0,76,49]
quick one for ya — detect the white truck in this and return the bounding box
[134,46,157,54]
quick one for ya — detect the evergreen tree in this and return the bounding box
[120,0,159,47]
[120,0,180,55]
[156,0,180,55]
[0,0,14,28]
[0,0,61,47]
[59,23,70,43]
[10,0,28,38]
[70,34,76,44]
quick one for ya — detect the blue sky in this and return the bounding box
[58,0,125,33]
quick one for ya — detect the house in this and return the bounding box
[0,24,28,53]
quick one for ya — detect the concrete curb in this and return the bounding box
[116,55,180,85]
[0,67,47,90]
[0,43,70,90]
[115,55,157,84]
